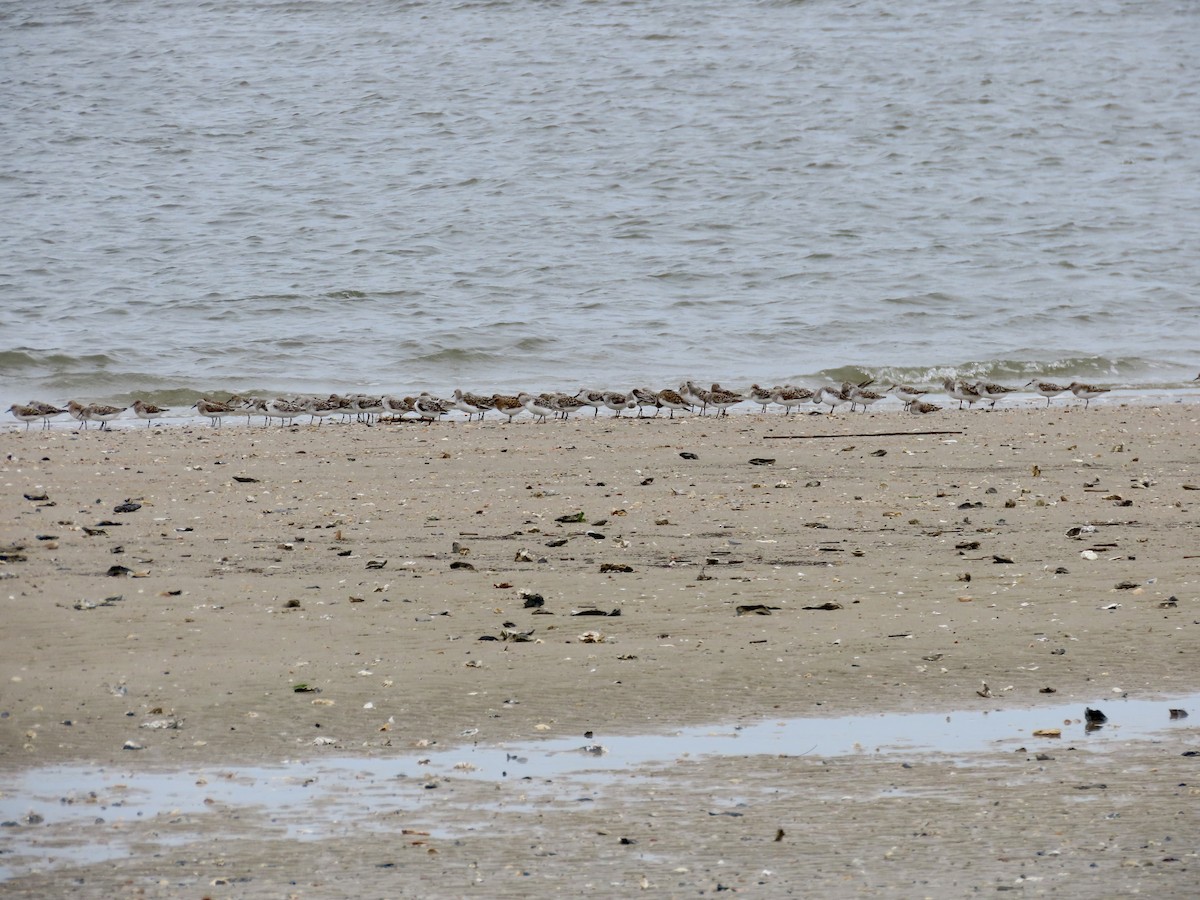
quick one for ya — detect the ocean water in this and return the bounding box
[2,0,1199,411]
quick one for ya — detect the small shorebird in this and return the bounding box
[305,395,342,425]
[655,388,691,418]
[813,385,850,413]
[66,400,92,429]
[83,404,126,430]
[910,400,942,415]
[631,387,662,417]
[748,384,774,413]
[707,383,744,416]
[1025,380,1068,406]
[491,393,526,421]
[414,393,450,423]
[771,385,814,414]
[517,392,554,423]
[452,389,492,421]
[131,399,169,426]
[602,390,635,417]
[265,398,305,425]
[1067,381,1110,408]
[683,381,712,414]
[194,398,235,427]
[975,382,1018,409]
[886,384,927,411]
[27,401,67,429]
[575,389,607,417]
[355,395,385,423]
[941,378,981,409]
[549,393,587,418]
[848,384,886,412]
[381,395,416,419]
[6,404,42,430]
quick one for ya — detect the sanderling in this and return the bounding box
[1067,381,1110,408]
[771,385,814,414]
[193,398,235,427]
[265,398,305,425]
[491,394,526,421]
[748,384,774,413]
[1024,380,1068,406]
[576,389,607,417]
[414,393,450,422]
[886,384,926,410]
[910,400,942,415]
[707,384,744,417]
[85,404,126,430]
[307,396,340,425]
[678,381,703,410]
[813,385,850,413]
[975,382,1018,409]
[452,389,492,421]
[941,378,981,409]
[684,381,714,414]
[382,395,415,418]
[549,393,587,418]
[518,392,554,423]
[632,387,661,417]
[66,400,93,429]
[28,400,67,427]
[656,388,691,418]
[602,390,636,417]
[848,384,886,412]
[6,404,42,430]
[131,399,169,426]
[357,395,386,423]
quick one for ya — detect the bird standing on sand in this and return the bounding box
[975,382,1018,409]
[813,384,850,413]
[886,384,926,411]
[706,383,744,416]
[7,404,42,430]
[132,399,169,426]
[193,398,235,427]
[748,384,774,413]
[85,404,126,430]
[1025,380,1068,406]
[491,394,526,421]
[771,385,814,414]
[576,389,608,417]
[848,384,886,412]
[517,392,554,423]
[1067,381,1110,408]
[656,388,691,418]
[631,387,661,417]
[452,389,493,420]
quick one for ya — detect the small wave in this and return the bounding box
[408,347,505,367]
[0,350,119,375]
[835,356,1191,389]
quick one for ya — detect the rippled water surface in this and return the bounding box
[3,0,1198,406]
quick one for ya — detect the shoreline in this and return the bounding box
[5,385,1200,434]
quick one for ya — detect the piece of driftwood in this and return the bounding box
[764,430,963,440]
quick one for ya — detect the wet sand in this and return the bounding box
[1,404,1198,896]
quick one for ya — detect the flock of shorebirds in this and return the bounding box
[6,376,1189,432]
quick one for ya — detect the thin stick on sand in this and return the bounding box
[764,430,964,440]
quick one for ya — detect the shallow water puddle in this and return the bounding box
[1,693,1194,879]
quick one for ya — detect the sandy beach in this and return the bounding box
[2,403,1198,897]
